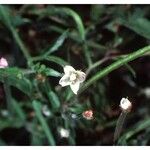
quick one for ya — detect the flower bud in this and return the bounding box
[0,57,8,68]
[82,110,93,120]
[120,98,132,112]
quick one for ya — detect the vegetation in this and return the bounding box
[0,5,150,145]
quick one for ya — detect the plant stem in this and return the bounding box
[83,43,93,67]
[86,57,108,76]
[3,80,13,115]
[81,45,150,93]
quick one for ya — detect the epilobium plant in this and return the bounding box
[0,57,8,68]
[114,97,132,143]
[59,65,86,94]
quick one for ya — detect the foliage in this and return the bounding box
[0,5,150,145]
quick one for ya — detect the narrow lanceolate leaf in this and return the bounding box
[118,118,150,145]
[0,5,33,66]
[47,91,60,109]
[45,68,61,77]
[28,6,85,41]
[119,17,150,40]
[32,100,56,145]
[12,99,26,122]
[45,56,68,67]
[0,68,32,95]
[0,5,12,29]
[44,30,69,56]
[32,55,68,67]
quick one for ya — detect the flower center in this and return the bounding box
[69,73,77,82]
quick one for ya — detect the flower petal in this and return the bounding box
[64,65,75,75]
[59,75,70,87]
[76,71,86,82]
[70,82,80,94]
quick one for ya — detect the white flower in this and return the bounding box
[59,127,70,138]
[59,65,86,94]
[120,97,132,112]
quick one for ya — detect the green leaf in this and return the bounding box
[0,5,33,67]
[0,118,24,131]
[47,91,60,109]
[32,55,68,67]
[12,15,30,27]
[45,56,68,67]
[28,6,85,41]
[45,68,61,77]
[32,100,56,145]
[90,5,105,22]
[0,5,30,28]
[119,17,150,39]
[118,118,150,145]
[33,63,61,77]
[0,68,32,95]
[12,99,26,122]
[44,30,69,56]
[0,5,12,29]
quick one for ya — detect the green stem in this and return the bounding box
[83,43,92,67]
[81,45,150,93]
[3,80,13,115]
[86,57,108,76]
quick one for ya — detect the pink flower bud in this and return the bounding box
[82,110,93,120]
[0,57,8,68]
